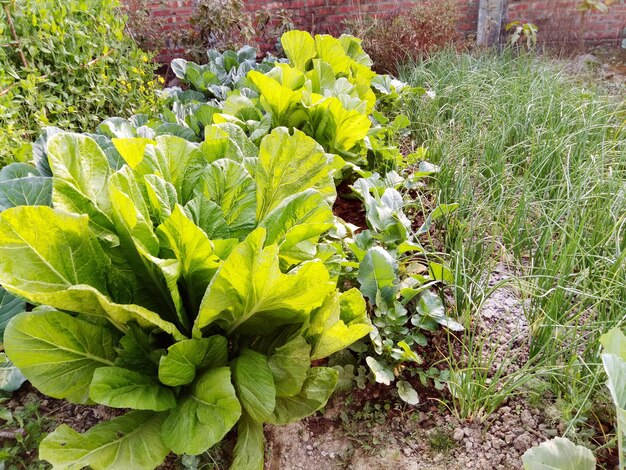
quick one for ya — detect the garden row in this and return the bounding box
[0,30,460,469]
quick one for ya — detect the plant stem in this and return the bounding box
[3,2,28,68]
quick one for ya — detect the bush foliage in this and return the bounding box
[344,0,459,74]
[0,0,160,166]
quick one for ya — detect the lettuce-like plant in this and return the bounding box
[0,124,371,469]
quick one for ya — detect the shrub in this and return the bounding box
[343,0,459,74]
[0,0,160,166]
[120,0,168,52]
[177,0,294,62]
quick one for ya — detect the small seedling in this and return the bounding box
[429,429,456,454]
[505,21,539,50]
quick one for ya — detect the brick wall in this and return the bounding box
[242,0,478,36]
[507,0,626,46]
[138,0,626,62]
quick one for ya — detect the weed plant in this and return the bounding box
[401,50,626,431]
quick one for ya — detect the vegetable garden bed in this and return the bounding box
[1,17,625,470]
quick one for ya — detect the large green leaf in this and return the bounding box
[40,411,169,470]
[522,437,596,470]
[267,63,306,90]
[259,189,334,251]
[125,135,204,198]
[184,195,233,240]
[108,171,185,327]
[338,34,373,67]
[194,228,334,336]
[356,246,398,301]
[267,335,311,398]
[231,413,265,470]
[157,205,221,313]
[310,97,371,154]
[4,310,119,404]
[90,367,176,411]
[267,367,338,425]
[0,286,25,341]
[158,335,228,387]
[195,159,257,238]
[0,205,109,296]
[255,128,335,220]
[0,163,51,211]
[0,352,26,392]
[109,166,158,253]
[306,59,336,94]
[199,123,258,165]
[232,349,276,423]
[281,30,317,72]
[0,206,184,339]
[314,34,351,76]
[0,175,52,212]
[602,353,626,410]
[600,327,626,361]
[47,133,116,239]
[600,328,626,434]
[111,137,155,170]
[161,367,241,455]
[143,174,178,224]
[308,288,372,360]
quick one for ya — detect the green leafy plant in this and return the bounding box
[505,21,539,50]
[0,0,161,167]
[170,46,275,101]
[0,126,372,469]
[0,160,52,392]
[100,30,419,176]
[335,170,460,403]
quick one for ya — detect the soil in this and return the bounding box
[4,384,124,434]
[565,46,626,92]
[332,196,367,231]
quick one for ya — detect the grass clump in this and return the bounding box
[400,50,626,429]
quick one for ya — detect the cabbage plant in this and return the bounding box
[0,124,371,469]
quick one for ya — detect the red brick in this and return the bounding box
[124,0,626,62]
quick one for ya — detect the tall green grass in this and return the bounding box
[400,50,626,428]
